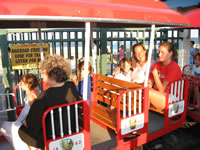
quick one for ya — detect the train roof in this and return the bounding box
[184,8,200,28]
[0,0,190,28]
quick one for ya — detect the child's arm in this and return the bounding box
[71,75,79,86]
[112,67,120,76]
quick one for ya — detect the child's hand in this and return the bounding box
[71,75,78,86]
[112,67,120,76]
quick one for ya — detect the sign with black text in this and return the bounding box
[10,43,50,70]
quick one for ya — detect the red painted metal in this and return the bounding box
[183,64,200,121]
[187,110,200,122]
[147,79,189,142]
[42,100,91,150]
[92,74,189,149]
[116,87,149,149]
[0,0,189,28]
[92,74,149,149]
[184,8,200,28]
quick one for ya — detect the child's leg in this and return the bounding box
[149,89,166,110]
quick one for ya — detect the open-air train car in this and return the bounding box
[182,8,200,122]
[0,0,190,150]
[183,64,200,122]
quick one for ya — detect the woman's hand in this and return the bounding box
[22,120,28,127]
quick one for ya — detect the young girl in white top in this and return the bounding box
[191,53,200,108]
[192,53,200,76]
[0,74,39,150]
[114,58,132,82]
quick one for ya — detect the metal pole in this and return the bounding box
[144,24,155,87]
[38,22,44,60]
[83,22,90,100]
[91,25,96,74]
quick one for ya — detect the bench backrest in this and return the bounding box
[93,74,142,108]
[42,100,91,150]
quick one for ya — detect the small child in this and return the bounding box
[192,53,200,76]
[114,58,132,82]
[71,60,92,107]
[191,53,200,108]
[119,45,124,59]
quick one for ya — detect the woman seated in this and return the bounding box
[0,74,39,150]
[113,43,152,84]
[148,42,182,110]
[18,55,80,149]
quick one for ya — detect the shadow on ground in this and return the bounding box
[143,120,200,150]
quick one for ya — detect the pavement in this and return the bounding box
[143,120,200,150]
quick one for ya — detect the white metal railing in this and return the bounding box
[122,89,143,118]
[49,103,80,139]
[169,80,184,103]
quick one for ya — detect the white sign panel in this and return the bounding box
[49,133,84,150]
[121,113,144,135]
[168,100,184,117]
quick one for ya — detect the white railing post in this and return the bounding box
[75,104,79,133]
[181,80,184,100]
[134,91,137,115]
[123,94,126,118]
[128,92,131,117]
[50,110,56,140]
[67,106,72,135]
[139,89,142,113]
[83,22,91,101]
[58,107,64,137]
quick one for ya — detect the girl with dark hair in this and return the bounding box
[114,58,132,82]
[149,42,181,110]
[71,60,92,107]
[0,73,39,150]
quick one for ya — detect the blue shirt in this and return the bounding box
[76,76,92,107]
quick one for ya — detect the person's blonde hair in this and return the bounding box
[39,55,71,82]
